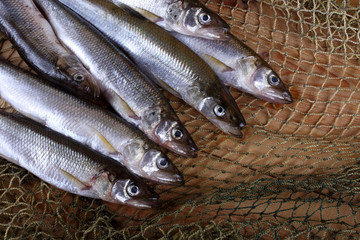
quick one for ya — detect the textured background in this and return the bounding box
[1,0,360,238]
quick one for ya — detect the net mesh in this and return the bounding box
[1,0,360,238]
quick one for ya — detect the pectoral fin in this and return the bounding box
[238,56,258,65]
[132,7,163,23]
[56,55,75,72]
[56,55,67,70]
[201,54,234,73]
[59,169,89,190]
[110,90,140,121]
[20,111,47,126]
[151,74,182,98]
[90,127,118,155]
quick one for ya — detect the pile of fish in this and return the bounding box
[0,0,292,208]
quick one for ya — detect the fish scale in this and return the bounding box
[171,32,293,104]
[0,114,102,189]
[55,0,246,136]
[0,59,184,185]
[0,111,159,208]
[34,0,198,158]
[109,0,230,39]
[68,24,154,111]
[0,0,100,98]
[0,0,65,78]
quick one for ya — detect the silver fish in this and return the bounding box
[171,32,293,104]
[0,59,183,185]
[33,0,197,157]
[0,111,159,208]
[55,0,246,137]
[109,0,230,40]
[0,0,100,98]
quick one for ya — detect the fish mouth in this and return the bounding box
[164,141,198,158]
[259,90,293,104]
[125,188,161,208]
[200,27,230,40]
[280,91,293,104]
[210,119,243,138]
[125,198,161,208]
[150,173,185,186]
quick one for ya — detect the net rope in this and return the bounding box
[0,0,360,238]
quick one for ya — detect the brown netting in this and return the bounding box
[1,0,360,238]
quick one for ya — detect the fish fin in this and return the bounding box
[58,168,90,190]
[150,74,182,98]
[89,127,118,155]
[56,55,71,71]
[0,105,12,111]
[0,153,19,165]
[110,90,141,120]
[238,56,257,65]
[116,3,148,21]
[20,111,47,126]
[132,7,163,23]
[201,54,234,73]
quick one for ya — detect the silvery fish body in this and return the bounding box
[33,0,197,158]
[55,0,246,137]
[171,33,293,104]
[0,111,159,208]
[0,0,100,98]
[109,0,229,39]
[0,59,183,185]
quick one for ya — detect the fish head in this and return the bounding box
[57,56,101,98]
[112,178,160,208]
[197,86,246,137]
[122,139,184,185]
[234,56,292,104]
[93,167,160,208]
[251,63,293,104]
[139,149,184,185]
[69,70,101,98]
[142,107,198,158]
[167,1,230,40]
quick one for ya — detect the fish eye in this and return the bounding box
[214,105,226,117]
[172,127,183,140]
[73,73,85,82]
[268,74,280,86]
[157,158,169,169]
[199,13,211,24]
[126,182,140,197]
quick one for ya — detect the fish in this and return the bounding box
[33,0,197,158]
[0,0,100,99]
[0,59,184,185]
[0,111,160,208]
[55,0,246,137]
[109,0,230,40]
[171,32,293,104]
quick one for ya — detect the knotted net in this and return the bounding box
[0,0,359,238]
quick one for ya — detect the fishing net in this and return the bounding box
[1,0,360,238]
